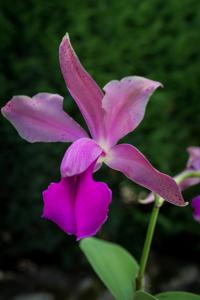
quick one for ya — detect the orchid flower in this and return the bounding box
[142,146,200,204]
[179,147,200,190]
[186,148,200,223]
[192,196,200,222]
[1,34,185,240]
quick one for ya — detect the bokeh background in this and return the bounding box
[1,0,200,299]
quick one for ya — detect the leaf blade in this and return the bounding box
[134,291,158,300]
[80,237,139,300]
[156,291,200,300]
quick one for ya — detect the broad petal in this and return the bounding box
[105,144,185,206]
[102,76,162,147]
[141,147,200,205]
[59,34,105,140]
[1,93,88,143]
[76,164,112,240]
[42,164,112,239]
[192,196,200,222]
[42,177,76,234]
[141,177,200,205]
[61,138,103,177]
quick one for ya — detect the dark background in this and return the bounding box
[1,0,200,299]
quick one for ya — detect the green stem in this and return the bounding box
[136,169,200,290]
[175,170,200,184]
[136,196,163,290]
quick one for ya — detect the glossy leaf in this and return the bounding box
[156,291,200,300]
[80,237,139,300]
[134,291,158,300]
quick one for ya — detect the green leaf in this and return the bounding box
[156,291,200,300]
[134,291,158,300]
[80,237,139,300]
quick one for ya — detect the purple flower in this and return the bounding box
[179,147,200,190]
[192,196,200,222]
[1,34,185,240]
[187,147,200,170]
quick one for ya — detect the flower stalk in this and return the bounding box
[136,169,200,291]
[175,170,200,184]
[136,195,163,290]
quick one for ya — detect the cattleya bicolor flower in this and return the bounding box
[192,196,200,222]
[1,34,185,240]
[187,147,200,223]
[179,147,200,190]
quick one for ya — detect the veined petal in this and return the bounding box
[42,163,112,240]
[142,147,200,204]
[141,176,200,205]
[1,93,88,143]
[61,138,103,177]
[59,34,105,140]
[102,76,162,147]
[192,196,200,222]
[105,144,185,206]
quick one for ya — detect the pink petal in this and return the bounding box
[179,177,200,191]
[61,138,103,177]
[76,164,112,239]
[141,147,200,205]
[102,77,162,147]
[191,196,200,222]
[141,177,200,205]
[42,177,76,235]
[59,34,105,141]
[42,164,112,240]
[187,147,200,170]
[179,147,200,190]
[139,193,154,204]
[105,144,185,206]
[1,93,88,143]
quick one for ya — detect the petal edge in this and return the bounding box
[102,76,162,146]
[60,138,103,177]
[105,144,185,206]
[59,34,105,140]
[42,163,112,239]
[1,93,88,143]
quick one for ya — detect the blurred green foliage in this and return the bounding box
[1,0,200,270]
